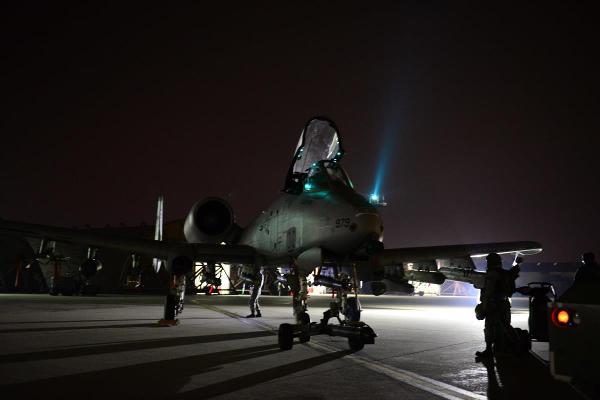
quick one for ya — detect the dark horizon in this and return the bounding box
[1,3,598,262]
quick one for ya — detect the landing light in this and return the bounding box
[369,193,387,206]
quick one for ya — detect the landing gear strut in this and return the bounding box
[159,274,186,326]
[278,266,377,351]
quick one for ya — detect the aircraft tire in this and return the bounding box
[345,297,361,322]
[164,295,177,320]
[278,323,294,350]
[348,336,364,351]
[298,313,310,343]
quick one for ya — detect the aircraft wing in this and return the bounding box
[0,219,258,266]
[369,241,542,289]
[372,241,542,266]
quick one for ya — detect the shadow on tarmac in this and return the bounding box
[0,343,280,399]
[0,330,276,363]
[0,317,222,325]
[481,352,583,399]
[175,349,353,399]
[0,322,160,333]
[0,344,351,400]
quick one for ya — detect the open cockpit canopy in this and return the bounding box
[284,117,349,194]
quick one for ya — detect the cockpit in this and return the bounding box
[284,117,353,194]
[303,161,353,192]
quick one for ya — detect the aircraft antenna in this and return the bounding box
[152,195,164,272]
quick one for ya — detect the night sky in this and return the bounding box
[1,3,598,261]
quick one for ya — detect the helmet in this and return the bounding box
[486,253,502,267]
[475,303,486,320]
[582,252,596,265]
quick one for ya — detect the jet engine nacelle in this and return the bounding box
[184,197,237,244]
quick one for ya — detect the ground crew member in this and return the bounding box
[475,253,518,359]
[560,252,600,303]
[286,267,308,322]
[246,269,264,318]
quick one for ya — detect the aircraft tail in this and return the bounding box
[152,195,164,273]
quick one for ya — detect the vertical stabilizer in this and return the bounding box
[152,195,164,273]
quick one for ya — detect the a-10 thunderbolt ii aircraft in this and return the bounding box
[0,116,542,350]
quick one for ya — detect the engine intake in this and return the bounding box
[184,197,236,243]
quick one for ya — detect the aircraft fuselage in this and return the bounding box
[238,183,382,271]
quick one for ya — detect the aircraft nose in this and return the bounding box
[355,212,383,241]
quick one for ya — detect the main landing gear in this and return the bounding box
[278,268,377,351]
[158,257,202,326]
[159,274,186,326]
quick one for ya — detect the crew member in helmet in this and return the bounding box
[246,268,264,318]
[475,253,518,359]
[561,252,600,303]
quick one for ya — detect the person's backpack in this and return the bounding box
[496,324,531,355]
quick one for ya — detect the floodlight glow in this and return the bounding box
[371,124,397,200]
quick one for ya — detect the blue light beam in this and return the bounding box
[371,126,397,199]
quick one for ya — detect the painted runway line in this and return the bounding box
[196,301,485,400]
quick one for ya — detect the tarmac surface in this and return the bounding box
[0,293,582,399]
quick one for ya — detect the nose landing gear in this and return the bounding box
[277,305,377,351]
[278,266,377,351]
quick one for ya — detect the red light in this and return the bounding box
[557,310,570,324]
[552,308,575,327]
